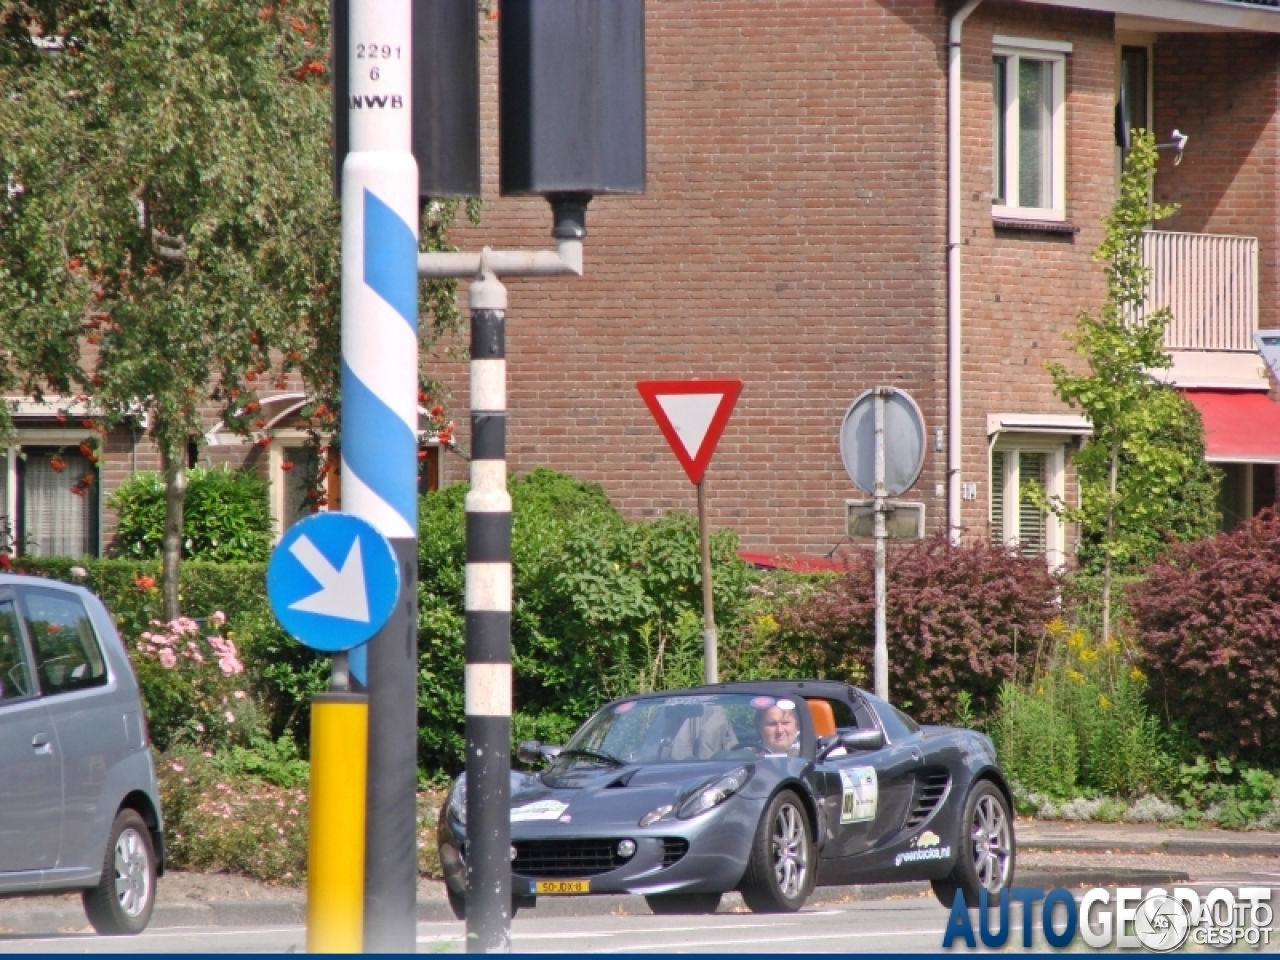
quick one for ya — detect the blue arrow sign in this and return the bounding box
[267,513,400,653]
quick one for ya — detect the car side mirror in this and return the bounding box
[840,729,885,751]
[517,740,562,765]
[517,740,542,764]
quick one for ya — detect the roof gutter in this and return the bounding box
[948,0,983,544]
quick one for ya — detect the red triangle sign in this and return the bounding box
[637,379,744,484]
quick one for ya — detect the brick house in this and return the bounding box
[5,0,1279,561]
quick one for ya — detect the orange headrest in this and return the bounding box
[807,698,837,738]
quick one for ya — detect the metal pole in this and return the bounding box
[873,389,889,701]
[340,0,420,950]
[697,478,718,685]
[465,258,513,953]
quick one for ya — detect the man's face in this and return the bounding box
[758,707,798,753]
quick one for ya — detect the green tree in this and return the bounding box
[1036,131,1219,641]
[0,0,337,616]
[0,0,471,615]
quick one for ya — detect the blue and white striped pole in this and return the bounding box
[465,260,513,953]
[340,0,420,951]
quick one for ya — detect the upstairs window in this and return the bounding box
[993,38,1069,221]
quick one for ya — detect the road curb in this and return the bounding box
[0,867,1195,935]
[1021,837,1280,857]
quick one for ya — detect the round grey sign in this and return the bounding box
[839,388,926,497]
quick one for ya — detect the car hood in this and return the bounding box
[505,761,751,830]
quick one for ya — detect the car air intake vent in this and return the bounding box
[904,772,951,830]
[512,839,627,878]
[661,838,689,868]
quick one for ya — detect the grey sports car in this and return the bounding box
[437,679,1015,916]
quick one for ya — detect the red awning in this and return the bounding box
[1183,390,1280,464]
[738,551,848,574]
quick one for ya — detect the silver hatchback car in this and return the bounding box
[0,574,164,934]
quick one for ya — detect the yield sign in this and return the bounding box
[637,379,744,484]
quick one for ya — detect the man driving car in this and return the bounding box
[756,701,800,756]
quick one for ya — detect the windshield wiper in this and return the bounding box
[558,747,625,767]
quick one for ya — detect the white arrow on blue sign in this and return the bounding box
[267,512,400,652]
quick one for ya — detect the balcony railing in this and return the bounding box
[1143,230,1258,352]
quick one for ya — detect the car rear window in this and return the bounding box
[20,589,108,695]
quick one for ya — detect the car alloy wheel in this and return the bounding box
[930,780,1017,910]
[970,792,1011,891]
[771,801,809,899]
[741,789,814,913]
[83,809,156,935]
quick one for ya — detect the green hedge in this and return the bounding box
[414,467,752,774]
[107,467,274,563]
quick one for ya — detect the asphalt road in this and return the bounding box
[3,875,1279,954]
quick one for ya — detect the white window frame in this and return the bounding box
[268,432,323,541]
[990,434,1068,570]
[1,428,103,558]
[992,37,1069,223]
[267,433,445,541]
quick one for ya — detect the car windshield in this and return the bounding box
[558,693,804,766]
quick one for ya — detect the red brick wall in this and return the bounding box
[959,3,1114,543]
[438,0,953,555]
[1154,33,1280,331]
[81,1,1280,561]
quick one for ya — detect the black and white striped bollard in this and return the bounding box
[465,256,513,953]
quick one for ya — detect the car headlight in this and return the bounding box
[448,779,466,826]
[677,766,752,820]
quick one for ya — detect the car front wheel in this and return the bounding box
[740,790,815,913]
[931,780,1015,909]
[83,809,157,935]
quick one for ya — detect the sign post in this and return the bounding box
[339,0,420,950]
[637,379,743,684]
[267,512,400,953]
[839,388,926,701]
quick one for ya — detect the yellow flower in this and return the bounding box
[1079,648,1099,663]
[1047,618,1067,637]
[754,613,779,633]
[1129,666,1146,683]
[1035,684,1045,696]
[1097,694,1111,711]
[1067,669,1085,684]
[1068,630,1086,650]
[1105,638,1121,654]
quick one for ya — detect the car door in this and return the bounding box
[18,586,117,873]
[0,591,62,874]
[818,693,922,860]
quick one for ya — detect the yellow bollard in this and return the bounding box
[307,692,368,953]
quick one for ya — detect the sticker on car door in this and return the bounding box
[839,766,878,823]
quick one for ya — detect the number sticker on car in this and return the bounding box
[839,766,878,823]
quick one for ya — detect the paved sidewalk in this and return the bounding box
[0,821,1274,935]
[1017,819,1280,857]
